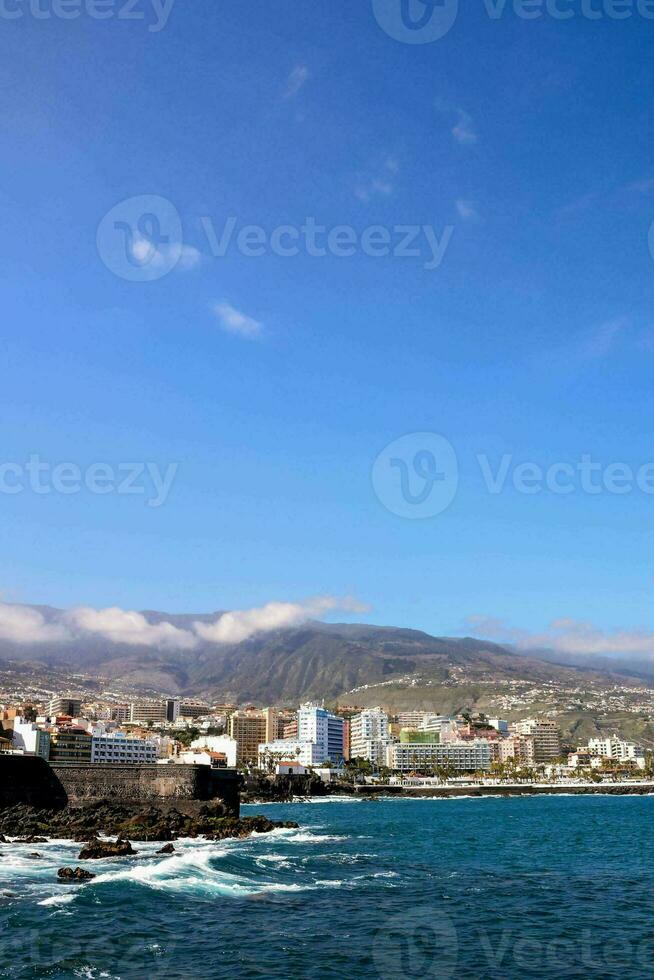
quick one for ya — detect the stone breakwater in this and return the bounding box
[0,801,298,842]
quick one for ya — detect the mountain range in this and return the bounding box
[0,605,647,705]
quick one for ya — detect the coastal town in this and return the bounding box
[1,685,651,790]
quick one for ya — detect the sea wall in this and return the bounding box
[0,756,241,815]
[51,763,241,814]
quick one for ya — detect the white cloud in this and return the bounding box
[213,302,263,339]
[463,614,654,660]
[0,603,69,644]
[130,237,201,272]
[355,157,399,203]
[194,595,369,645]
[0,595,369,650]
[455,199,479,221]
[283,64,309,100]
[66,606,198,650]
[452,109,477,145]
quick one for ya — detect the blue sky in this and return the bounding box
[1,0,654,650]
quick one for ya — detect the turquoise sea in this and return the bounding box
[1,795,653,979]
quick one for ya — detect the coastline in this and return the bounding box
[245,780,654,803]
[354,781,654,798]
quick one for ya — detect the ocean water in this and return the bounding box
[1,795,654,979]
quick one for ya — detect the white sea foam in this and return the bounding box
[38,893,76,907]
[285,832,348,843]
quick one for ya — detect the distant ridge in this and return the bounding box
[0,604,642,703]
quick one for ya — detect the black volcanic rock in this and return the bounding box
[0,802,297,844]
[78,837,135,859]
[58,867,96,881]
[157,842,175,854]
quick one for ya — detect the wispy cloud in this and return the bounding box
[0,595,370,649]
[583,317,629,359]
[194,595,369,645]
[283,64,309,100]
[355,156,399,203]
[130,238,201,272]
[464,614,654,660]
[455,199,479,221]
[65,606,198,650]
[213,302,263,339]
[452,109,477,145]
[0,603,68,644]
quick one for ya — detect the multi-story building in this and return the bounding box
[179,700,210,719]
[587,736,645,768]
[48,696,82,717]
[498,735,535,765]
[165,699,180,722]
[350,708,392,764]
[342,718,351,761]
[91,732,158,764]
[397,711,427,729]
[49,727,92,763]
[297,703,344,763]
[190,735,238,767]
[11,718,51,759]
[258,738,321,769]
[111,704,131,724]
[283,719,298,739]
[388,738,491,773]
[229,709,267,763]
[512,720,561,762]
[129,701,168,725]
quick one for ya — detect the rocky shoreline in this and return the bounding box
[0,801,298,842]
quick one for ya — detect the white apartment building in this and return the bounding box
[350,708,392,763]
[388,739,492,773]
[91,732,158,764]
[11,718,51,759]
[587,736,645,768]
[297,703,345,763]
[190,735,238,768]
[258,739,321,769]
